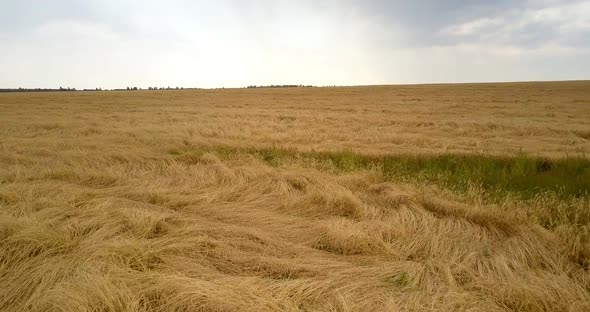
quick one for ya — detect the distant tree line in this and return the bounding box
[0,86,196,93]
[247,84,315,89]
[113,87,189,91]
[0,85,320,93]
[0,87,77,93]
[147,86,185,90]
[0,87,108,93]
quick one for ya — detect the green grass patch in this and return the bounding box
[382,154,590,199]
[170,144,590,199]
[257,147,293,167]
[253,147,590,199]
[293,149,379,172]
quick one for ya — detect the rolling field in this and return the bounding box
[1,81,590,311]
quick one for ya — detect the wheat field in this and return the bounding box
[1,81,590,311]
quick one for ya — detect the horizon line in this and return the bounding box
[1,79,589,93]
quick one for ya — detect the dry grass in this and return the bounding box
[1,81,590,311]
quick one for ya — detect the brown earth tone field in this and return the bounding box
[1,81,590,311]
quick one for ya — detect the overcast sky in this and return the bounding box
[1,0,589,88]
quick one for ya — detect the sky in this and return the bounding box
[1,0,589,89]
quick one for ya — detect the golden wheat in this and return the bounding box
[1,82,590,311]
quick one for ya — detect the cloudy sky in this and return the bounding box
[1,0,589,89]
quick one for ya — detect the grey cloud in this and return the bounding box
[349,0,527,46]
[351,0,589,48]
